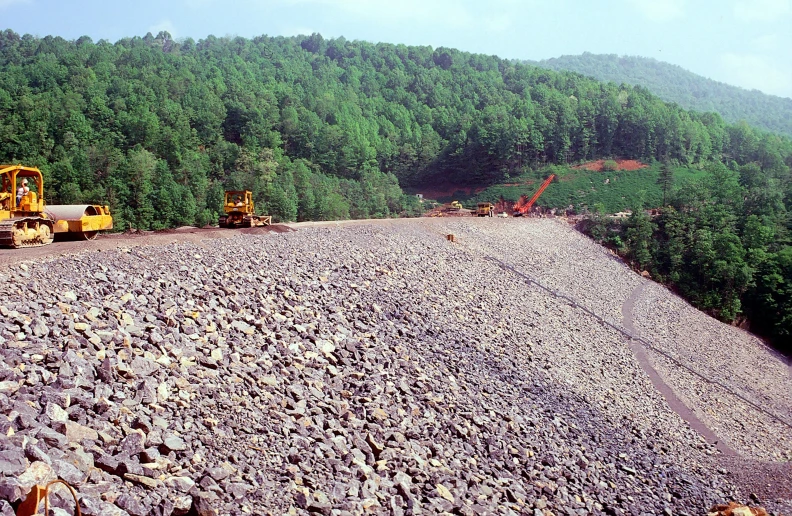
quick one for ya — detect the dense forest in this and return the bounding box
[534,53,792,138]
[2,30,791,230]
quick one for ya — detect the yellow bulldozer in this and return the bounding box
[475,202,495,217]
[0,164,113,248]
[218,190,271,228]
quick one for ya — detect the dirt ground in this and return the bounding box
[573,159,649,172]
[0,225,297,266]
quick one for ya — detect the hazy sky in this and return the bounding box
[1,0,791,98]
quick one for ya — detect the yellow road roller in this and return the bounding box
[0,164,113,248]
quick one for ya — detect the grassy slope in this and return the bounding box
[456,164,706,213]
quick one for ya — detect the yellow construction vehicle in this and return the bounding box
[476,202,495,217]
[0,164,113,248]
[218,190,271,228]
[450,200,463,211]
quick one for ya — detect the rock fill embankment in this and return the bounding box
[1,218,789,515]
[449,218,792,462]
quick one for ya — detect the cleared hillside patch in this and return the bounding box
[468,163,707,213]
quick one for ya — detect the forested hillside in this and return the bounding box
[0,30,791,231]
[535,53,792,138]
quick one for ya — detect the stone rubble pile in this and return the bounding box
[632,285,792,462]
[0,218,787,515]
[446,218,792,463]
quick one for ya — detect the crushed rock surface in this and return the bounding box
[0,217,789,515]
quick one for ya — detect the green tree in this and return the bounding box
[108,147,157,230]
[623,206,655,271]
[656,161,673,206]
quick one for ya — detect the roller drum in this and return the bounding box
[45,205,100,221]
[45,205,108,240]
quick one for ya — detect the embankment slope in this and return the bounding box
[0,218,789,515]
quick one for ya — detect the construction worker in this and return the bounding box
[16,179,29,204]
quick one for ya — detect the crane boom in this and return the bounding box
[513,174,555,216]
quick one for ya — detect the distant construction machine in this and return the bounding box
[513,174,556,216]
[476,202,495,217]
[218,190,271,228]
[0,164,113,248]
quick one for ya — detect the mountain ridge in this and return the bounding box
[530,52,792,137]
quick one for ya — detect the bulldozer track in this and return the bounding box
[483,255,792,434]
[622,283,736,456]
[0,217,54,248]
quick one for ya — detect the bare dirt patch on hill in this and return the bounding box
[573,159,649,172]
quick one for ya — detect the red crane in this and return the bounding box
[513,174,556,216]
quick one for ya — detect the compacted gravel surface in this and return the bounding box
[0,217,790,516]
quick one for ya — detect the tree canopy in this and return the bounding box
[0,31,790,230]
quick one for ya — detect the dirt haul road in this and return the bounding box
[0,218,410,266]
[0,225,297,267]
